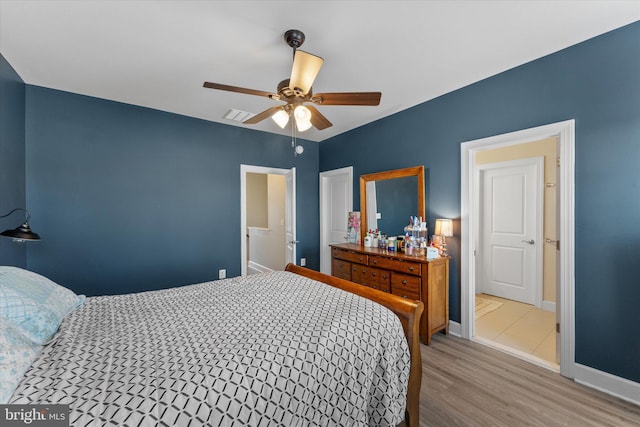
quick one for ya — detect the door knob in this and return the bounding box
[521,239,535,245]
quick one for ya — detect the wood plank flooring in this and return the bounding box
[418,334,640,426]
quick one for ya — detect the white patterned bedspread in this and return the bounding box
[10,271,409,426]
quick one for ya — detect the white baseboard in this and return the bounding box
[574,363,640,406]
[448,320,461,337]
[542,300,556,312]
[248,261,273,274]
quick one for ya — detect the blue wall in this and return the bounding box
[24,86,319,296]
[0,54,27,267]
[321,22,640,383]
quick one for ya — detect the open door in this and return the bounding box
[319,167,353,274]
[285,167,297,265]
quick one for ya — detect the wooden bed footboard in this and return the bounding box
[285,264,423,427]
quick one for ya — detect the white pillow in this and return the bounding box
[0,318,42,403]
[0,266,85,344]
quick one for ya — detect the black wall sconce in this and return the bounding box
[0,208,41,242]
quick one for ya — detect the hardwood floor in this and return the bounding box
[418,334,640,426]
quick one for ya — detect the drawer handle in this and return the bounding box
[383,275,387,279]
[372,259,378,264]
[402,295,408,299]
[371,272,376,277]
[408,266,414,271]
[359,257,363,261]
[353,267,358,271]
[402,280,407,285]
[372,285,377,289]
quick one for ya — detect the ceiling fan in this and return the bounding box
[203,29,381,132]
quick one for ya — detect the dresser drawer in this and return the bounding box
[331,258,352,281]
[364,267,391,293]
[332,247,369,265]
[370,256,421,276]
[391,273,421,300]
[350,266,391,292]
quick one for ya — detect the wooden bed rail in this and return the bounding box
[285,264,423,427]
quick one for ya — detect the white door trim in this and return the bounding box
[319,166,353,275]
[461,119,575,378]
[476,157,544,308]
[241,164,295,276]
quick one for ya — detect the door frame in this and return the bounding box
[319,166,353,275]
[240,164,296,276]
[460,119,575,378]
[476,157,544,308]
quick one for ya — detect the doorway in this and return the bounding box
[461,120,575,378]
[240,165,296,276]
[319,167,353,275]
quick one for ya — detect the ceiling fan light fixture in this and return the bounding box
[294,105,312,131]
[272,109,290,128]
[296,119,312,132]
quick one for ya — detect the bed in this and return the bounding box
[1,264,423,426]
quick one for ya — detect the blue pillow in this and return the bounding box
[0,318,43,403]
[0,266,85,345]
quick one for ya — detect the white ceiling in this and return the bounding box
[1,1,638,142]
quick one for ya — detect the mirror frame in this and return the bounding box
[359,165,425,243]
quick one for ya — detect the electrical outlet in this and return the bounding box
[300,258,306,266]
[219,269,226,279]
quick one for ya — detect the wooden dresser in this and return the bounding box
[330,243,449,345]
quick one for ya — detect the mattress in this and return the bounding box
[10,271,410,426]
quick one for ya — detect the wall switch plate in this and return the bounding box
[376,212,382,219]
[219,269,226,279]
[300,258,306,266]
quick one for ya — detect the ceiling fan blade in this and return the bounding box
[289,50,324,96]
[203,82,277,99]
[312,92,381,106]
[243,106,284,125]
[306,105,332,130]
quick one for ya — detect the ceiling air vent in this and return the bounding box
[223,109,256,123]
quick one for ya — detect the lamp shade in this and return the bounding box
[294,105,312,131]
[0,208,41,241]
[1,222,41,241]
[434,218,453,237]
[271,109,290,129]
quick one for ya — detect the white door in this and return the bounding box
[479,157,543,306]
[319,167,353,274]
[554,142,561,363]
[285,167,296,265]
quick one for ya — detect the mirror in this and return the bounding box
[360,166,425,242]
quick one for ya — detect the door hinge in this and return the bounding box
[557,157,560,167]
[556,323,560,333]
[474,249,477,256]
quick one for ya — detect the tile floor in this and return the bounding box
[475,293,557,365]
